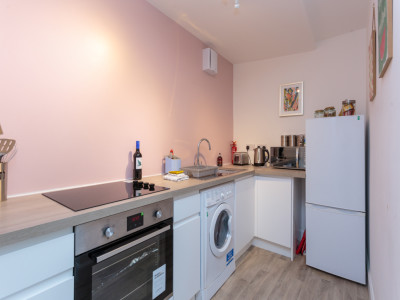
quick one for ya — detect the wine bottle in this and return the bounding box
[133,141,142,180]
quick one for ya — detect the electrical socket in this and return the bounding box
[246,144,255,151]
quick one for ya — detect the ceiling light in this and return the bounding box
[234,0,239,9]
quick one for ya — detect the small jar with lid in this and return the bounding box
[324,106,336,117]
[314,110,324,118]
[340,99,356,116]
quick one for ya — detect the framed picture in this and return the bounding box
[378,0,393,78]
[369,6,376,101]
[279,81,303,117]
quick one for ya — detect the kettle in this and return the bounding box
[253,146,270,166]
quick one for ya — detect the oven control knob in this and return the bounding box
[154,210,163,219]
[104,227,114,238]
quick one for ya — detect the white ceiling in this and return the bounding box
[146,0,368,63]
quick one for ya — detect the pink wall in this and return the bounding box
[367,1,400,299]
[0,0,233,196]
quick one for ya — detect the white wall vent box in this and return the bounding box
[202,48,218,75]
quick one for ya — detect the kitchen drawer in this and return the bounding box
[173,192,200,223]
[0,230,74,299]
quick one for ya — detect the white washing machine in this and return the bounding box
[197,182,235,300]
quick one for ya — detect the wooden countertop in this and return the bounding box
[0,166,305,247]
[237,164,306,179]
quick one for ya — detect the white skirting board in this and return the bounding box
[252,238,292,260]
[236,240,253,260]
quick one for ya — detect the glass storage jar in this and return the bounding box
[340,99,356,116]
[314,110,324,118]
[324,106,336,117]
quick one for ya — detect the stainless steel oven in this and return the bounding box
[74,199,173,300]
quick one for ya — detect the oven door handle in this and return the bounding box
[95,224,171,263]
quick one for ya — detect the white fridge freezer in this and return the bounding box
[305,115,366,284]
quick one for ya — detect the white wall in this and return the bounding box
[367,1,400,299]
[233,29,366,151]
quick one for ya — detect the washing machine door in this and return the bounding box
[209,203,233,258]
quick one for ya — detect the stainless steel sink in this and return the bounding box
[181,166,245,180]
[217,168,244,175]
[182,137,218,178]
[181,165,219,178]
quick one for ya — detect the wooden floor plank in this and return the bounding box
[212,246,369,300]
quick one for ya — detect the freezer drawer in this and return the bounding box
[306,203,366,284]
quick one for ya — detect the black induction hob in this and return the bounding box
[43,181,169,211]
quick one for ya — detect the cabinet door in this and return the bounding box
[173,215,201,300]
[11,274,74,300]
[235,176,255,255]
[256,177,292,248]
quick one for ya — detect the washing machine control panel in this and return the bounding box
[204,182,235,207]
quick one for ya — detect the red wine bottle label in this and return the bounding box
[136,158,142,169]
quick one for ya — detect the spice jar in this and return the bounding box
[314,110,324,118]
[324,106,336,117]
[340,100,356,116]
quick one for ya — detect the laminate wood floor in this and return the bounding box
[212,246,369,300]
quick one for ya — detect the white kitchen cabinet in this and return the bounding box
[256,176,292,247]
[235,175,255,258]
[173,192,201,300]
[0,228,74,300]
[254,176,304,260]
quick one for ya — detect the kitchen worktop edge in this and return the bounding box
[0,166,304,247]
